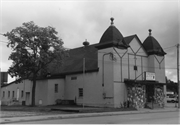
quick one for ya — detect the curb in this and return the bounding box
[0,108,179,124]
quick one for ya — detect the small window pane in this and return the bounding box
[79,88,83,97]
[3,91,5,98]
[21,91,24,97]
[71,76,77,80]
[55,84,58,93]
[8,91,10,98]
[12,91,15,98]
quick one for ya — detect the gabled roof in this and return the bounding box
[124,34,136,45]
[143,29,166,56]
[124,34,148,55]
[49,44,99,76]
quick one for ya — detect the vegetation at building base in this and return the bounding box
[4,21,68,106]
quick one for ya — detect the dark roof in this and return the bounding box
[49,44,99,76]
[143,36,166,56]
[98,18,129,49]
[99,25,124,44]
[124,34,136,45]
[1,79,22,88]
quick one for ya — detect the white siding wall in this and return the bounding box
[35,80,48,105]
[148,55,166,83]
[112,37,148,107]
[1,78,65,106]
[98,48,114,107]
[1,80,32,105]
[64,72,107,107]
[47,79,65,105]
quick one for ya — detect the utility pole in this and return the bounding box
[83,58,85,108]
[177,44,180,108]
[0,68,1,106]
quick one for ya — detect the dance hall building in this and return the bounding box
[1,18,167,109]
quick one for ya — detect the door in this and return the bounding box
[146,85,154,102]
[25,92,30,105]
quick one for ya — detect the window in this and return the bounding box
[3,91,5,98]
[12,91,15,98]
[8,91,10,98]
[55,84,58,93]
[21,91,24,98]
[79,88,83,97]
[71,76,77,80]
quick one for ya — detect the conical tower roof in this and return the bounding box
[97,18,129,49]
[143,29,166,56]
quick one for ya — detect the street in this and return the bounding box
[10,111,179,124]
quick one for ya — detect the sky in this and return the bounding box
[0,0,179,83]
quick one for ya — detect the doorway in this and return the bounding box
[25,92,30,105]
[146,84,154,102]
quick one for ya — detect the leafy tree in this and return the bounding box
[4,21,67,106]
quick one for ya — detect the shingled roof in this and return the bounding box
[97,18,129,49]
[143,29,166,56]
[49,44,99,77]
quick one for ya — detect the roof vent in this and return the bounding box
[83,39,89,46]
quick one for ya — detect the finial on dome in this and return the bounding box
[110,17,114,25]
[149,29,152,36]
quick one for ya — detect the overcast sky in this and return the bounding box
[0,0,179,83]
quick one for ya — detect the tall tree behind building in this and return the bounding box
[4,21,67,106]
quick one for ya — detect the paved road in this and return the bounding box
[11,111,180,124]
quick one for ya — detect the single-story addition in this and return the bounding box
[1,18,167,109]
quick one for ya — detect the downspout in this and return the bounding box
[113,47,128,105]
[102,52,114,100]
[128,53,130,79]
[141,56,143,80]
[102,52,113,87]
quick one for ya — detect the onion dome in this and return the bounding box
[143,29,166,56]
[97,18,129,49]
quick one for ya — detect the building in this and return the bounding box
[1,72,8,86]
[0,18,167,109]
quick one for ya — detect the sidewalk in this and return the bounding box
[1,106,179,124]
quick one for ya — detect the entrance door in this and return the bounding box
[25,92,30,105]
[146,85,154,102]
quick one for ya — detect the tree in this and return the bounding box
[4,21,67,106]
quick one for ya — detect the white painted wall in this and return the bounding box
[47,79,65,105]
[0,80,32,105]
[113,82,127,108]
[1,78,65,106]
[35,80,48,106]
[148,55,166,83]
